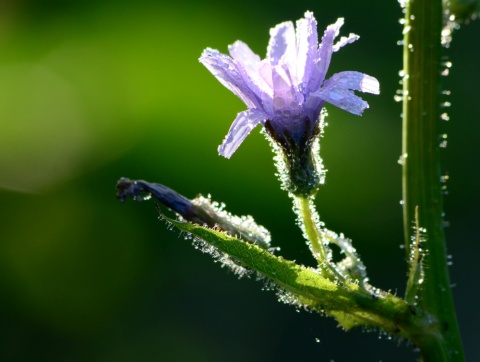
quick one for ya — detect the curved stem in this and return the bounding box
[294,195,351,283]
[401,0,464,360]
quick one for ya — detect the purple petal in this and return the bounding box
[258,60,274,91]
[200,48,261,109]
[325,71,380,94]
[271,65,301,114]
[332,33,359,52]
[295,11,318,91]
[218,109,268,158]
[228,40,261,79]
[311,71,378,115]
[267,21,296,66]
[303,94,325,121]
[229,41,274,111]
[315,18,344,88]
[312,85,367,116]
[313,88,369,115]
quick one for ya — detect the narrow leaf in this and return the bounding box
[161,213,418,336]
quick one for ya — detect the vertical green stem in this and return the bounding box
[296,195,327,262]
[402,0,464,360]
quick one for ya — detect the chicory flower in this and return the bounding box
[200,12,379,195]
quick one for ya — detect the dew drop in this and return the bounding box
[398,153,408,165]
[402,25,411,34]
[329,88,346,101]
[273,97,285,109]
[442,61,453,68]
[134,193,152,201]
[440,113,450,121]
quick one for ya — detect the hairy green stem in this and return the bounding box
[296,195,327,261]
[401,0,464,360]
[405,206,424,304]
[167,214,447,347]
[294,195,348,282]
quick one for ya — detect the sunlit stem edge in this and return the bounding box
[401,0,464,360]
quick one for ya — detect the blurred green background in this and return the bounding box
[0,0,478,361]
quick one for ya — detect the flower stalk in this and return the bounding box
[401,0,464,360]
[295,195,327,262]
[293,194,357,284]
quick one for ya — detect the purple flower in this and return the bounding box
[199,12,379,159]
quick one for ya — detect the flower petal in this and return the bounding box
[272,65,302,115]
[312,82,369,116]
[315,18,344,87]
[258,60,274,91]
[229,41,274,109]
[325,71,380,94]
[333,33,359,52]
[228,40,261,79]
[295,11,318,92]
[267,21,296,67]
[218,109,268,158]
[314,89,369,115]
[200,48,261,109]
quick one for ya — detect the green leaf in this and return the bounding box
[161,214,424,338]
